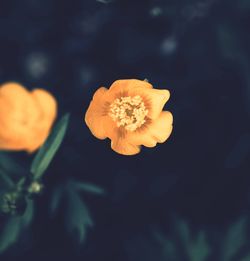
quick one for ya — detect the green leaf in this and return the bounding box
[188,231,210,261]
[221,218,247,261]
[50,180,94,244]
[75,182,105,195]
[153,230,178,259]
[0,198,34,254]
[175,218,190,246]
[174,219,210,261]
[31,113,70,179]
[22,199,34,226]
[49,186,63,216]
[96,0,113,4]
[0,217,21,254]
[66,189,93,243]
[162,239,177,260]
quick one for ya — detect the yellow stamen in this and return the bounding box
[109,95,148,131]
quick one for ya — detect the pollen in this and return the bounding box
[109,95,148,131]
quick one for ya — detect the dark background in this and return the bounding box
[1,0,250,260]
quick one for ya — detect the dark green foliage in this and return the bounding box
[49,186,64,216]
[75,182,105,195]
[0,191,27,216]
[0,109,101,252]
[66,186,93,243]
[31,114,70,180]
[0,113,71,253]
[152,219,210,261]
[0,199,34,254]
[221,218,247,260]
[149,218,250,261]
[50,179,103,244]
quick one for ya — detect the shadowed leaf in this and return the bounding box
[96,0,113,3]
[22,199,34,226]
[75,182,105,195]
[66,189,93,243]
[49,186,64,216]
[175,218,190,246]
[154,219,210,261]
[187,231,210,261]
[0,217,21,254]
[153,229,178,260]
[221,218,247,261]
[31,113,70,179]
[0,198,34,254]
[49,179,95,244]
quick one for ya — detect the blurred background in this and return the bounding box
[1,0,250,260]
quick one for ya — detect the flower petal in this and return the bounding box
[0,83,40,127]
[32,89,57,123]
[0,82,30,98]
[0,135,28,151]
[85,87,116,140]
[144,89,170,119]
[127,111,173,147]
[93,87,108,101]
[109,79,152,96]
[28,89,57,152]
[0,83,40,151]
[111,138,140,155]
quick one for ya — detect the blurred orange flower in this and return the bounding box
[85,79,173,155]
[0,82,57,153]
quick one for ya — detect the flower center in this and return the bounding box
[109,95,148,131]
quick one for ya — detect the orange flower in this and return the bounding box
[0,82,57,153]
[85,79,173,155]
